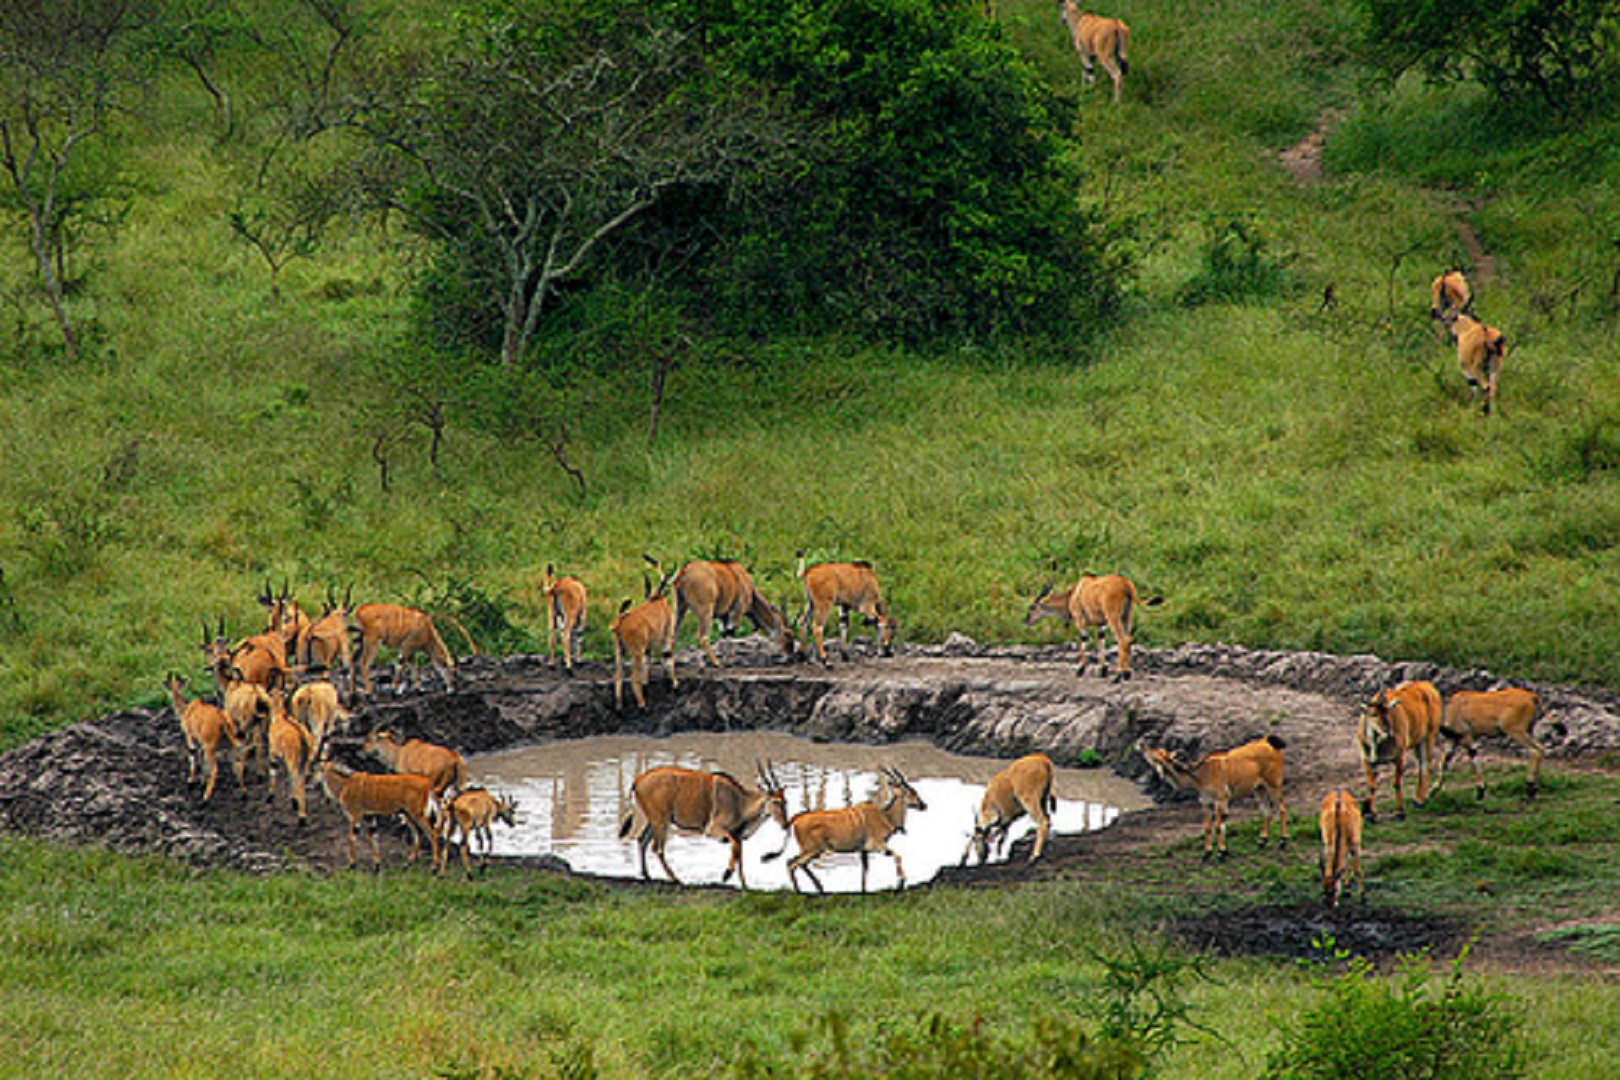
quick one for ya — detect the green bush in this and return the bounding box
[1262,942,1528,1079]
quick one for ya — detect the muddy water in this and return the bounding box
[469,733,1152,892]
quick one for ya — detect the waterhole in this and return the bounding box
[469,732,1151,892]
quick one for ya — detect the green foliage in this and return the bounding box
[1177,215,1293,307]
[731,1011,1144,1079]
[1347,0,1620,117]
[1263,942,1528,1079]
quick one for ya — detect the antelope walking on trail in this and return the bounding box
[1059,2,1130,104]
[1356,680,1441,821]
[962,753,1056,866]
[611,559,678,709]
[673,559,795,666]
[799,557,896,665]
[764,767,928,893]
[1140,735,1288,860]
[1025,573,1162,680]
[163,672,244,802]
[1318,789,1364,907]
[1440,309,1508,416]
[1430,269,1474,322]
[541,564,588,671]
[319,760,441,872]
[618,764,788,890]
[1435,687,1548,800]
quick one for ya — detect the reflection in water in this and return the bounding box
[469,733,1150,893]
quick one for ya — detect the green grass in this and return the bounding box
[4,761,1620,1077]
[3,0,1620,1072]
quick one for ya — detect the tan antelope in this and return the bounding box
[208,654,272,780]
[203,612,291,692]
[1435,687,1548,800]
[1141,735,1288,860]
[1025,574,1162,680]
[764,767,928,893]
[1318,789,1364,907]
[1440,309,1508,416]
[353,601,461,696]
[290,679,350,758]
[541,564,588,670]
[264,673,316,823]
[1059,2,1130,104]
[672,559,795,666]
[610,562,678,709]
[1430,269,1473,321]
[297,586,354,694]
[436,787,518,878]
[362,728,467,796]
[799,558,895,665]
[961,753,1057,866]
[258,580,310,658]
[1356,680,1442,821]
[617,764,788,889]
[163,672,244,802]
[318,760,441,872]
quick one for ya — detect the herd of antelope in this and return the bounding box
[1138,674,1549,908]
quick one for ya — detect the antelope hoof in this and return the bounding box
[1395,809,1406,822]
[1200,849,1213,863]
[1476,787,1486,801]
[1216,849,1229,862]
[1525,782,1539,800]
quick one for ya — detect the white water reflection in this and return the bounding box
[469,733,1150,892]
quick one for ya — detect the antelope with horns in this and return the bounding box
[1140,735,1288,860]
[297,585,354,695]
[436,787,518,879]
[1356,680,1441,821]
[610,558,678,709]
[764,767,928,893]
[617,763,788,890]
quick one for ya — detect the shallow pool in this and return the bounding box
[468,732,1150,892]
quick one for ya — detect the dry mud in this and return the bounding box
[4,637,1616,965]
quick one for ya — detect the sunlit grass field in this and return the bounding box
[3,0,1619,1072]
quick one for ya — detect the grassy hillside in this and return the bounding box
[1,0,1617,753]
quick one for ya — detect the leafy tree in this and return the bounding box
[667,0,1123,342]
[0,0,160,359]
[1350,0,1620,117]
[347,0,782,368]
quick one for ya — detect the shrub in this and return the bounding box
[1262,941,1528,1079]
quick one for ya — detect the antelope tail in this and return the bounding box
[1117,24,1130,74]
[618,808,637,839]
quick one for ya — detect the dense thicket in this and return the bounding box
[378,0,1125,360]
[1349,0,1620,117]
